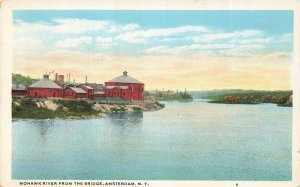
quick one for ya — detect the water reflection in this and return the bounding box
[108,112,143,126]
[31,120,55,142]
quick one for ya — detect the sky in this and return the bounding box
[13,10,293,91]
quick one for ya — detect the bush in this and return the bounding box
[132,106,142,111]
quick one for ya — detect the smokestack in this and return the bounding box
[85,76,87,84]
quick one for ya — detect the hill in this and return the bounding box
[12,73,38,86]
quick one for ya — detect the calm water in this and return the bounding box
[12,100,292,180]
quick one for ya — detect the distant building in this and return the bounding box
[63,87,87,99]
[89,83,105,98]
[104,71,144,101]
[54,73,65,87]
[77,84,94,99]
[12,83,27,96]
[27,74,63,98]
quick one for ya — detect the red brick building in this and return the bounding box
[63,87,87,99]
[77,85,94,99]
[27,74,63,98]
[105,71,144,101]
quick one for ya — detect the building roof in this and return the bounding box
[80,84,94,89]
[106,86,129,90]
[12,84,26,91]
[69,87,87,94]
[29,75,62,89]
[88,83,104,90]
[106,71,143,84]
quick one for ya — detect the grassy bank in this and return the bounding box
[12,96,165,119]
[12,98,98,119]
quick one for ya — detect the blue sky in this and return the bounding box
[13,10,293,55]
[12,10,293,90]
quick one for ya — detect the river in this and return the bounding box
[12,99,292,180]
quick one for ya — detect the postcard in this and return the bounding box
[1,0,300,187]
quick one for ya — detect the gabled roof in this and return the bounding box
[80,85,93,89]
[106,71,143,84]
[69,87,87,94]
[12,84,26,91]
[29,75,62,89]
[106,86,129,90]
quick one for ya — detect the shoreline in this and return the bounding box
[207,100,292,107]
[12,96,165,120]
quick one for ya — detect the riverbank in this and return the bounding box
[145,90,193,101]
[190,90,293,107]
[12,96,165,119]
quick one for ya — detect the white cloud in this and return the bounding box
[236,37,272,45]
[96,37,113,43]
[54,36,92,48]
[95,37,115,49]
[14,19,141,35]
[14,37,43,53]
[108,23,140,33]
[51,19,110,34]
[280,33,293,43]
[193,30,262,42]
[117,25,208,43]
[13,19,51,34]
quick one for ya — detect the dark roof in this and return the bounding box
[12,84,26,91]
[106,71,143,84]
[29,75,62,89]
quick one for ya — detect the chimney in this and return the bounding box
[123,71,128,76]
[85,76,87,84]
[43,74,49,79]
[58,75,64,86]
[59,75,64,82]
[55,73,58,81]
